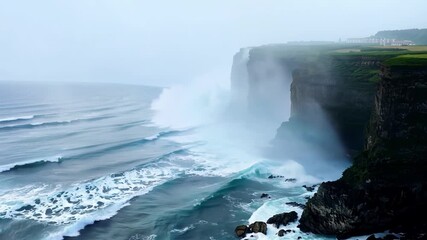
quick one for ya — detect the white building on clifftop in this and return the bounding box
[345,37,415,46]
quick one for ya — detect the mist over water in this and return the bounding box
[2,1,427,239]
[143,53,350,239]
[0,54,350,240]
[152,46,348,184]
[0,54,348,240]
[0,65,349,240]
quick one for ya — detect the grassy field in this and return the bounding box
[372,45,427,51]
[251,43,427,72]
[385,53,427,67]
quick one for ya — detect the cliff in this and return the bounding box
[299,57,427,239]
[231,45,389,156]
[284,54,382,155]
[231,44,427,238]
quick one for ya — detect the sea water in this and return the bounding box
[0,81,346,240]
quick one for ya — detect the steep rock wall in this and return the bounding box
[298,64,427,238]
[231,46,381,156]
[276,55,381,155]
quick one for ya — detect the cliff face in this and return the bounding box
[231,45,382,156]
[299,64,427,238]
[231,45,427,238]
[276,54,380,156]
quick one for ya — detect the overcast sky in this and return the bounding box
[1,0,426,86]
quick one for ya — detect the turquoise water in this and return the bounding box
[0,81,340,240]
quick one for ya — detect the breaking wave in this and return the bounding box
[0,156,63,173]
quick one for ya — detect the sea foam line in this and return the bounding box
[0,161,185,224]
[0,115,36,123]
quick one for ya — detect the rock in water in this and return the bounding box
[286,201,306,209]
[277,229,286,237]
[260,193,269,198]
[249,221,267,234]
[267,211,298,228]
[268,174,284,179]
[234,225,249,238]
[366,235,379,240]
[366,234,399,240]
[285,178,297,182]
[302,185,315,192]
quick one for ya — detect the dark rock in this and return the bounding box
[299,65,427,238]
[260,193,269,199]
[286,202,305,209]
[299,178,427,238]
[249,221,267,235]
[285,178,297,182]
[45,208,52,215]
[267,211,298,228]
[268,175,285,179]
[383,234,399,240]
[298,237,302,240]
[366,234,400,240]
[16,205,34,211]
[302,185,315,192]
[277,229,285,237]
[367,235,378,240]
[235,225,249,238]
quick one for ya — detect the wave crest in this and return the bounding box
[0,156,62,173]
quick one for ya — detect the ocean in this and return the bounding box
[0,81,343,240]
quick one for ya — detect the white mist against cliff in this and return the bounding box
[150,69,230,129]
[150,47,350,182]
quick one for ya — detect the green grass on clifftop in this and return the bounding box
[385,54,427,67]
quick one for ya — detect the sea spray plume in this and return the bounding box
[230,47,251,115]
[149,64,287,173]
[229,48,294,142]
[246,53,293,124]
[229,46,349,180]
[150,69,230,129]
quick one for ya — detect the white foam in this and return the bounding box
[1,114,109,129]
[0,147,257,240]
[46,201,131,240]
[145,133,161,141]
[0,155,62,173]
[266,160,321,186]
[30,120,73,126]
[150,69,230,129]
[128,234,157,240]
[0,115,35,122]
[181,149,260,177]
[170,224,195,234]
[247,193,332,240]
[0,162,183,225]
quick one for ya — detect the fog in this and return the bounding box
[1,0,427,86]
